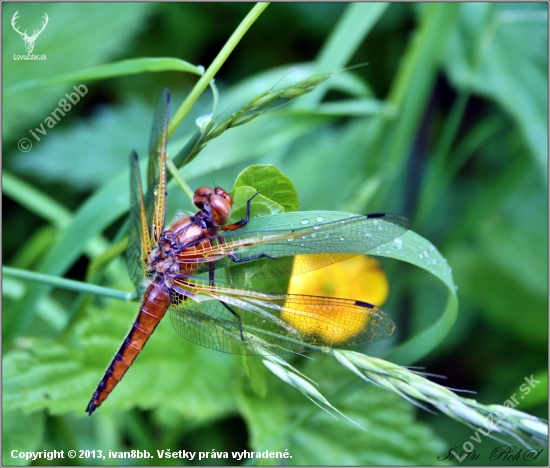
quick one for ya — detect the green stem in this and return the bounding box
[168,2,270,138]
[167,157,194,200]
[3,266,134,302]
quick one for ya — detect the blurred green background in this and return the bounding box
[3,2,547,466]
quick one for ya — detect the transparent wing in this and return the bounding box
[169,277,396,356]
[145,88,170,244]
[186,212,411,278]
[126,151,151,293]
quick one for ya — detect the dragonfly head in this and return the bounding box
[193,186,233,225]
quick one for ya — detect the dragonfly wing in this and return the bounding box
[189,212,411,278]
[127,151,151,293]
[145,88,170,243]
[169,278,395,356]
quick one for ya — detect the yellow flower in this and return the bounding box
[283,255,389,345]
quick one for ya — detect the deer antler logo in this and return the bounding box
[11,10,49,54]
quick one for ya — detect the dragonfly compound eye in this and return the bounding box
[193,186,215,210]
[214,187,233,206]
[210,193,232,225]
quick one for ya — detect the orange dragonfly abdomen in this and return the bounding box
[86,282,171,415]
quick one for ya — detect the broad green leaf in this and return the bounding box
[233,164,299,213]
[231,186,285,222]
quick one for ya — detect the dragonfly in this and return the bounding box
[85,88,411,415]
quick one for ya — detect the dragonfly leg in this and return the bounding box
[207,263,246,341]
[221,190,259,231]
[219,300,246,342]
[209,261,215,285]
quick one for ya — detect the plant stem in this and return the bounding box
[3,266,134,302]
[167,158,194,200]
[168,2,270,138]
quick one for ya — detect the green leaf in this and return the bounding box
[3,171,72,227]
[444,3,548,172]
[233,164,299,212]
[10,99,150,191]
[240,355,268,399]
[231,186,285,223]
[4,168,131,341]
[4,2,155,138]
[236,384,290,456]
[447,169,547,346]
[300,2,389,106]
[514,369,548,410]
[6,57,202,94]
[2,409,45,466]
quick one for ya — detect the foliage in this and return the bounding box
[3,2,547,466]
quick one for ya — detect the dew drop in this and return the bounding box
[423,250,430,258]
[313,224,321,230]
[373,219,378,225]
[419,254,424,259]
[300,243,305,247]
[316,217,324,223]
[433,259,438,265]
[392,238,403,250]
[340,236,345,241]
[311,233,317,238]
[301,219,310,225]
[365,232,372,238]
[302,236,307,240]
[429,245,435,251]
[287,238,295,242]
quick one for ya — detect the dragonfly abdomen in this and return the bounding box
[85,281,171,415]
